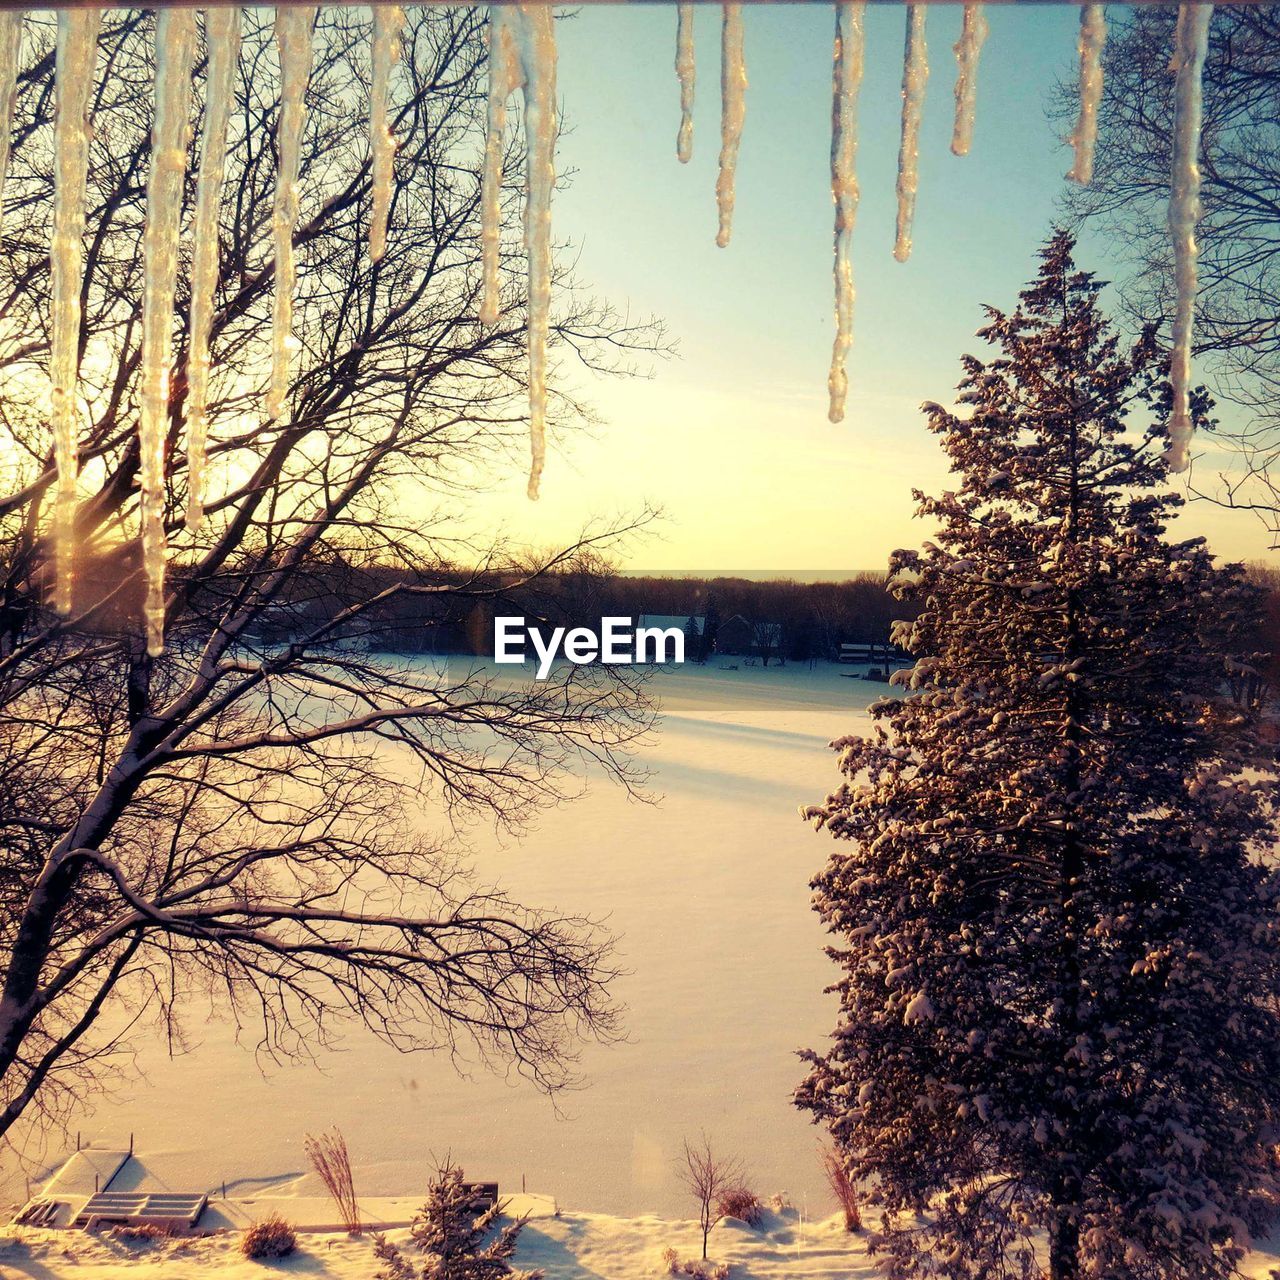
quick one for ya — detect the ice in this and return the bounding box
[827,2,865,425]
[138,9,196,656]
[1167,3,1213,474]
[266,5,317,425]
[185,7,241,534]
[893,5,928,263]
[369,4,404,263]
[479,6,558,500]
[950,3,986,157]
[0,12,22,209]
[675,2,694,164]
[49,9,101,615]
[715,3,745,249]
[1066,4,1106,185]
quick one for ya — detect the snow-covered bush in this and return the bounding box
[660,1246,730,1279]
[240,1214,297,1260]
[713,1187,762,1228]
[373,1161,542,1280]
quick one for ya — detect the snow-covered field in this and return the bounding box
[5,1209,1280,1280]
[0,1210,877,1280]
[4,663,885,1223]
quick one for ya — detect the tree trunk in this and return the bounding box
[1049,1211,1080,1280]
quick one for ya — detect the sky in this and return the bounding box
[460,5,1273,575]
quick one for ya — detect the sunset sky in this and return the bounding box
[462,5,1272,574]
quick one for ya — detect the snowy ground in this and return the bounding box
[4,1210,1280,1280]
[3,662,887,1222]
[0,1209,875,1280]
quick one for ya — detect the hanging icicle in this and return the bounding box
[1167,4,1212,475]
[138,9,196,657]
[49,9,101,616]
[369,3,404,263]
[715,4,746,249]
[266,5,317,425]
[185,7,241,534]
[828,2,865,426]
[0,12,22,210]
[675,3,695,164]
[894,5,927,263]
[479,7,558,500]
[1067,4,1106,185]
[950,3,986,158]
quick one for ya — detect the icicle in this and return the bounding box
[893,5,927,263]
[185,7,241,534]
[0,12,23,210]
[369,4,404,263]
[1167,4,1212,474]
[715,4,746,249]
[675,3,695,164]
[950,3,986,157]
[1066,4,1106,185]
[479,12,520,329]
[49,9,101,616]
[138,9,196,656]
[479,7,558,500]
[828,2,865,425]
[266,5,316,425]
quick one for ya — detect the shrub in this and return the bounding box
[660,1248,730,1280]
[304,1128,361,1235]
[373,1160,542,1280]
[241,1214,298,1260]
[819,1144,861,1232]
[714,1187,762,1228]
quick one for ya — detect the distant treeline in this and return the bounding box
[246,555,1280,684]
[248,559,914,664]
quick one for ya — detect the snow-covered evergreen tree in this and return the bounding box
[373,1161,543,1280]
[796,232,1280,1280]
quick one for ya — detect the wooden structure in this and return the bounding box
[72,1190,208,1232]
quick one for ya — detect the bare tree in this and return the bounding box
[677,1134,743,1260]
[0,9,665,1150]
[1055,8,1280,541]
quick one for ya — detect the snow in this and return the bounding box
[714,3,746,250]
[184,7,241,534]
[49,8,101,615]
[479,6,558,500]
[1166,3,1213,474]
[266,6,317,426]
[8,1204,1280,1279]
[138,9,196,657]
[6,665,885,1222]
[949,2,986,158]
[368,4,404,264]
[0,12,21,208]
[892,5,927,264]
[675,3,695,164]
[1066,4,1105,186]
[827,2,864,426]
[1,1208,890,1280]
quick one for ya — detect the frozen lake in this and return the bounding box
[9,662,887,1219]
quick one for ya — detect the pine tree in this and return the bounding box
[796,233,1280,1280]
[685,615,702,664]
[373,1162,543,1280]
[701,597,721,663]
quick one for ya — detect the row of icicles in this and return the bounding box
[3,2,1212,656]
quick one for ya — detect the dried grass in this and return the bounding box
[304,1127,361,1235]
